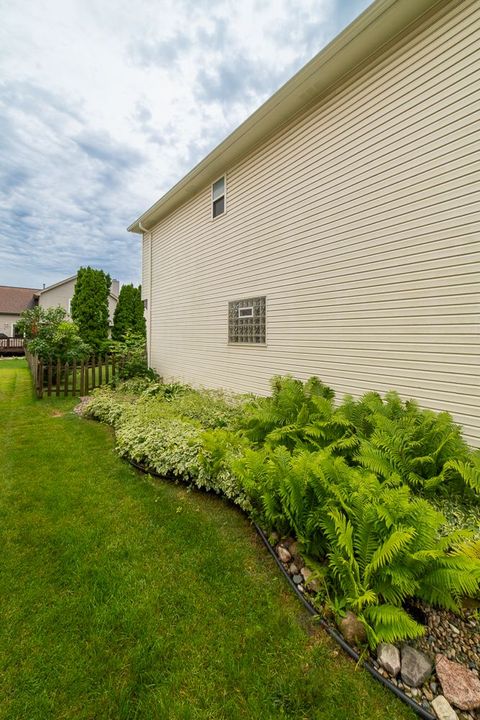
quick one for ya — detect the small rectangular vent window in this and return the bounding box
[229,296,266,344]
[212,176,225,218]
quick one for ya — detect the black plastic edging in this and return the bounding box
[253,523,436,720]
[127,457,435,720]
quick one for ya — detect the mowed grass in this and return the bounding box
[0,360,414,720]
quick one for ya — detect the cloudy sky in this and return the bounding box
[0,0,370,289]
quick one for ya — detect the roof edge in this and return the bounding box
[0,285,41,291]
[128,0,444,234]
[39,274,120,297]
[38,274,77,295]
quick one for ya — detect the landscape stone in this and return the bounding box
[277,545,292,563]
[401,646,433,687]
[436,654,480,711]
[292,574,303,584]
[377,643,401,677]
[431,695,459,720]
[300,566,321,592]
[287,541,305,568]
[338,612,367,645]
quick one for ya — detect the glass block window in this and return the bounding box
[212,176,225,218]
[229,297,266,344]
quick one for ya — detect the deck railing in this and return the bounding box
[0,338,25,354]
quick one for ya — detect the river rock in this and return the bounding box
[300,566,320,592]
[277,545,292,563]
[288,541,304,568]
[377,643,401,677]
[436,654,480,711]
[401,646,432,687]
[338,612,367,645]
[431,695,459,720]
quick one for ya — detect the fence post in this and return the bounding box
[56,358,61,397]
[47,360,53,397]
[37,360,43,399]
[99,355,103,386]
[64,362,69,396]
[80,360,85,396]
[72,360,77,397]
[105,354,110,384]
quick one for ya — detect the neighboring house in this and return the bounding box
[37,275,119,325]
[129,0,480,445]
[0,286,39,337]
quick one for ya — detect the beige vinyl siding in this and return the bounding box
[39,277,77,314]
[0,314,21,337]
[40,277,118,324]
[146,0,480,446]
[142,232,152,362]
[141,234,151,301]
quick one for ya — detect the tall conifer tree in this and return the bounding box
[112,284,146,341]
[70,267,111,351]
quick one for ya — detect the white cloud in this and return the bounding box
[0,0,371,287]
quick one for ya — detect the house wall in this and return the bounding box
[107,295,117,326]
[0,314,21,337]
[39,278,117,324]
[144,0,480,445]
[142,234,152,361]
[39,278,76,315]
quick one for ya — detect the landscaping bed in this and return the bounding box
[270,535,480,719]
[2,360,416,720]
[82,374,480,719]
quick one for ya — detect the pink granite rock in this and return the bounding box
[436,654,480,711]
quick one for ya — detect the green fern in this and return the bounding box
[443,458,480,494]
[361,604,425,646]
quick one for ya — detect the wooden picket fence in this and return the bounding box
[26,350,121,398]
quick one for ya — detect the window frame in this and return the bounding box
[228,296,267,346]
[211,174,226,220]
[238,306,254,318]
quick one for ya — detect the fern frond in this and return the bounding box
[362,604,425,647]
[364,528,416,580]
[443,459,480,494]
[356,442,394,478]
[349,589,377,613]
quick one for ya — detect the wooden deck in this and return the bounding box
[0,338,25,356]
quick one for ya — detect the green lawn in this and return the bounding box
[0,360,414,720]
